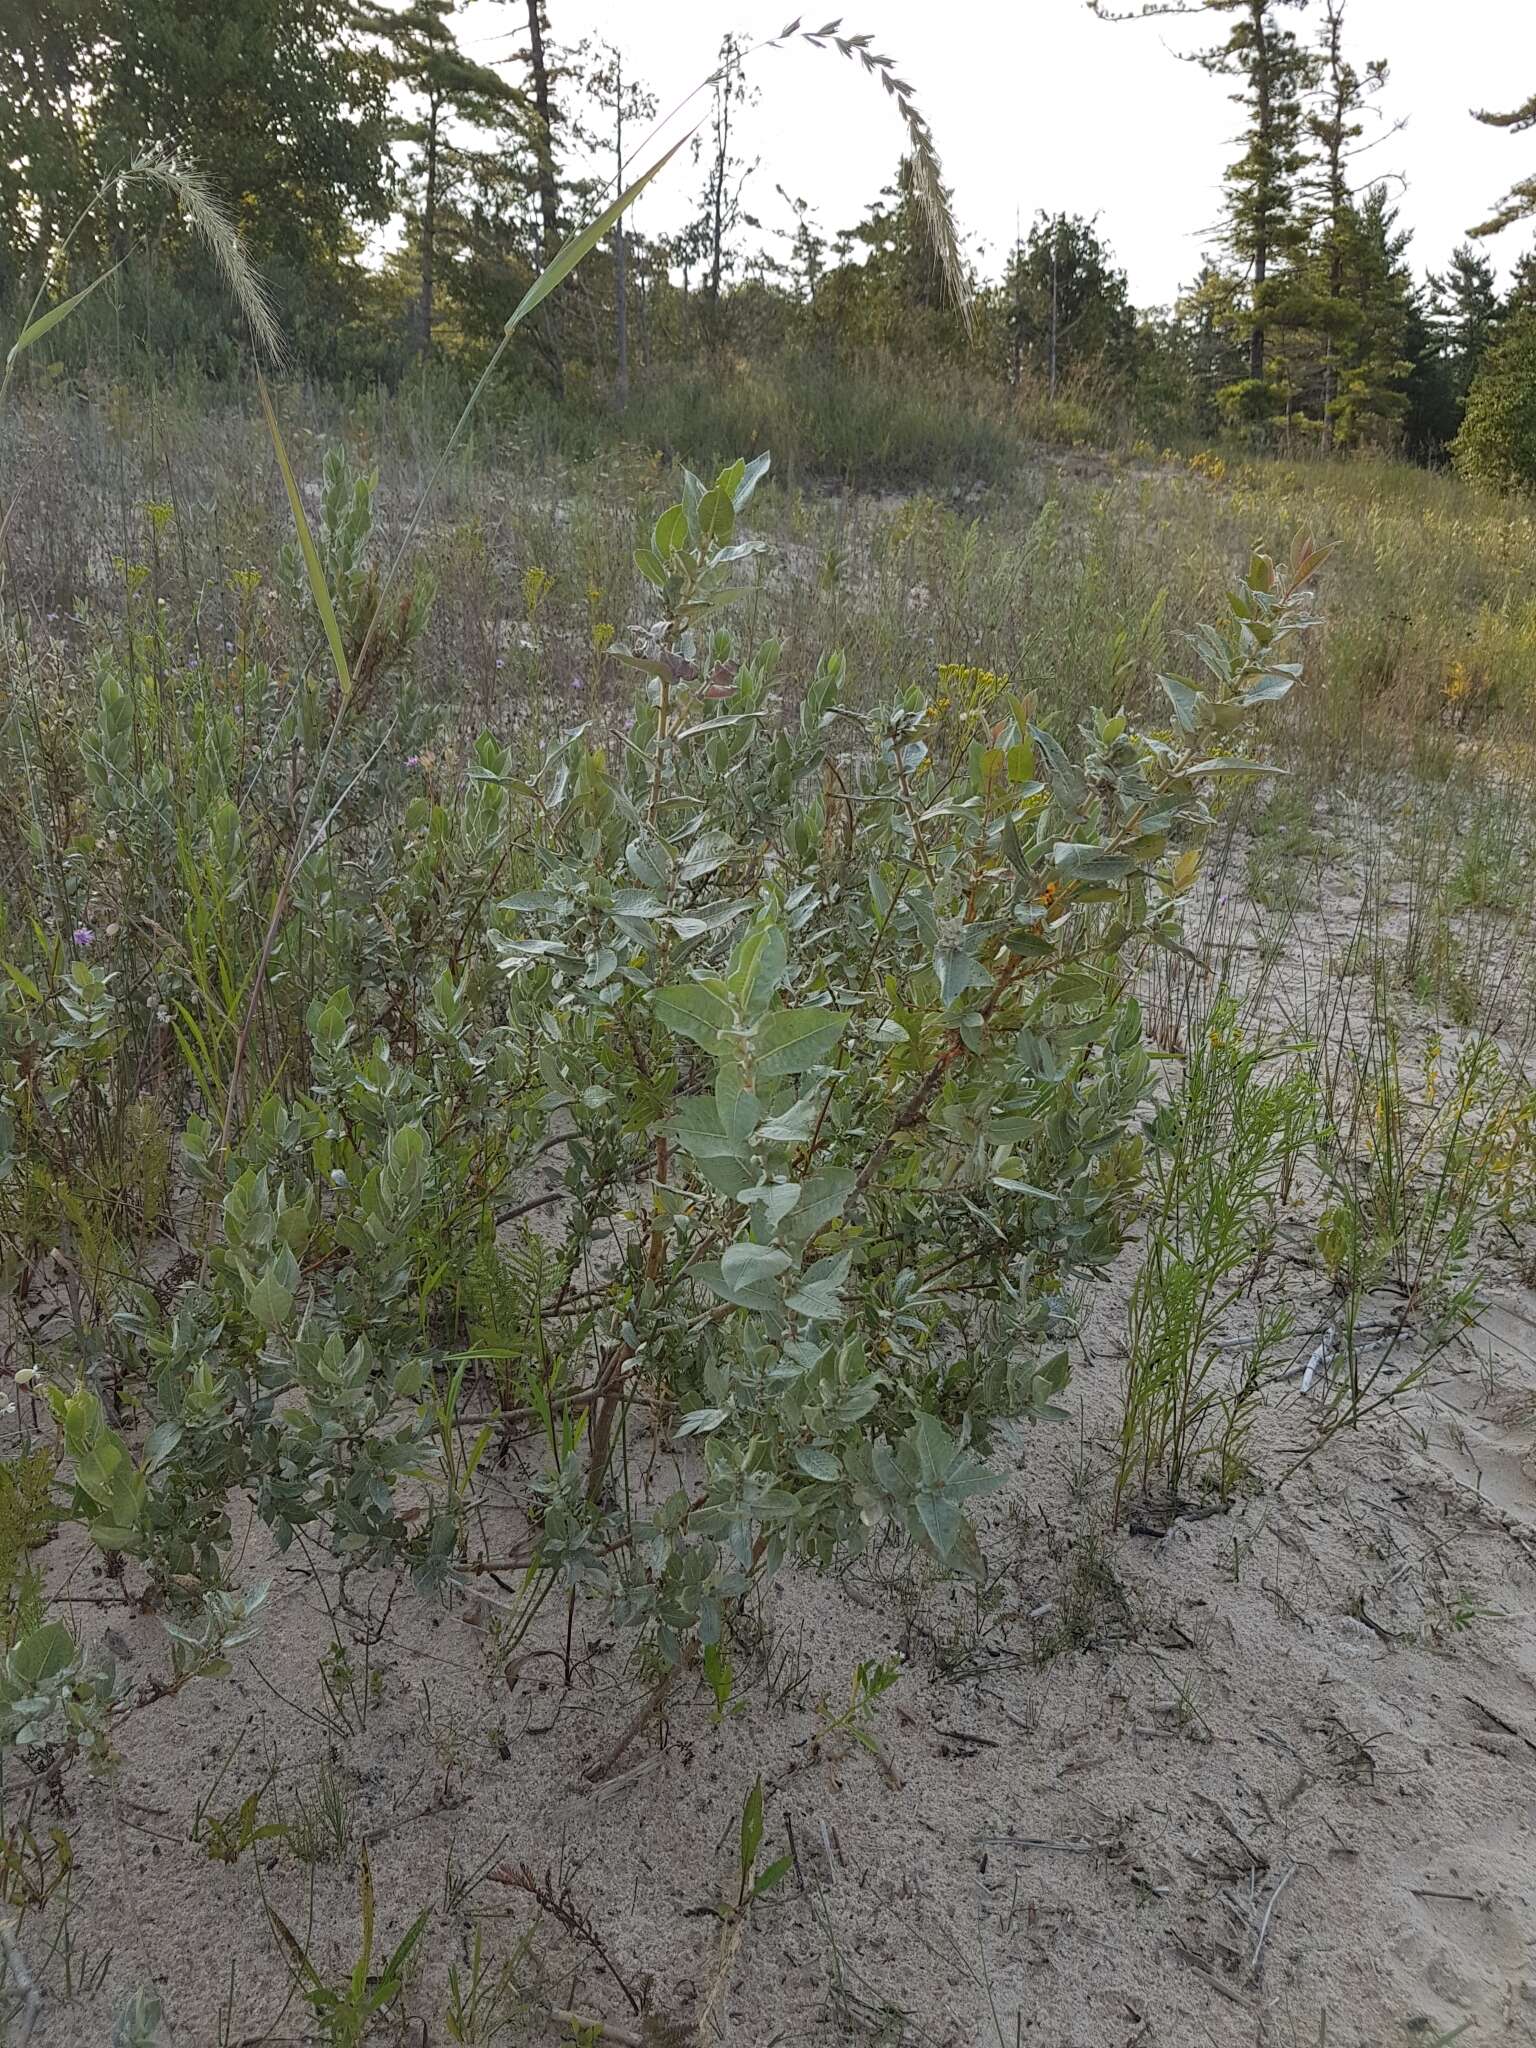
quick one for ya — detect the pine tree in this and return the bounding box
[1400,291,1460,463]
[1325,187,1415,447]
[1091,2,1313,406]
[694,33,759,333]
[1269,0,1417,446]
[357,0,520,357]
[4,0,390,316]
[1295,0,1397,438]
[817,157,966,357]
[1471,91,1536,238]
[1427,243,1501,406]
[1171,260,1254,418]
[1303,1,1391,300]
[1504,249,1536,319]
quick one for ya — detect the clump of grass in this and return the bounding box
[1116,993,1315,1517]
[1034,1523,1127,1662]
[1304,971,1514,1435]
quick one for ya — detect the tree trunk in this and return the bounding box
[1249,0,1270,384]
[707,50,732,312]
[525,0,564,396]
[419,99,439,358]
[708,140,727,308]
[613,70,628,410]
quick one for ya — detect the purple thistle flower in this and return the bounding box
[405,754,421,768]
[72,926,95,947]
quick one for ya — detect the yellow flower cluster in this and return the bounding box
[932,662,1009,722]
[1442,659,1474,707]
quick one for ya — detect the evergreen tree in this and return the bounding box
[1400,290,1460,463]
[817,157,967,357]
[1471,90,1536,238]
[1325,186,1414,446]
[585,41,657,409]
[1004,214,1136,392]
[357,0,520,357]
[1454,308,1536,490]
[693,33,759,332]
[1092,0,1313,403]
[0,0,97,309]
[1295,0,1397,439]
[478,6,593,389]
[1169,260,1253,421]
[1427,242,1501,407]
[1504,249,1536,319]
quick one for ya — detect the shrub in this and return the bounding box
[1453,310,1536,493]
[2,453,1326,1669]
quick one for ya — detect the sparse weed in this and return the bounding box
[267,1850,428,2048]
[1116,994,1315,1515]
[1034,1522,1126,1661]
[281,1761,351,1867]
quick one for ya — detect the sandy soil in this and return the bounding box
[4,824,1536,2048]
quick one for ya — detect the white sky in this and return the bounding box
[455,0,1536,302]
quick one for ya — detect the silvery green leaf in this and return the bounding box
[679,828,738,883]
[1238,672,1295,705]
[676,1408,728,1437]
[1159,673,1204,732]
[785,1249,852,1321]
[756,1091,822,1143]
[668,1097,741,1161]
[1052,842,1134,883]
[739,1180,802,1230]
[674,710,766,738]
[794,1446,840,1482]
[934,941,991,1009]
[654,981,733,1049]
[715,1065,761,1142]
[612,888,664,918]
[1028,723,1087,809]
[732,450,771,507]
[916,1492,961,1559]
[720,1243,792,1290]
[731,926,789,1022]
[626,836,671,888]
[784,1169,855,1244]
[753,1008,847,1076]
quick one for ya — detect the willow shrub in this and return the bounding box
[6,454,1324,1676]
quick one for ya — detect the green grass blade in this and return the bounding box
[6,260,127,367]
[257,372,351,700]
[504,132,693,337]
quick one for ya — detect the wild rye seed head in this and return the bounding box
[773,19,973,332]
[128,146,285,365]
